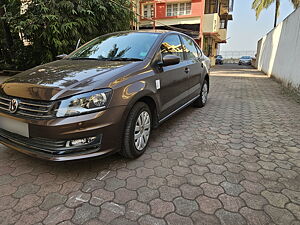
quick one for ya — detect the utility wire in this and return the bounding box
[109,0,200,36]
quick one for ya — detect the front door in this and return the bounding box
[154,34,191,119]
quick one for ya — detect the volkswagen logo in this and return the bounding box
[9,99,19,113]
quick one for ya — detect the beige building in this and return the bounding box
[202,0,233,65]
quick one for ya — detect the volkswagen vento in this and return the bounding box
[0,30,210,161]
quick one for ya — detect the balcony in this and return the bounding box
[203,13,228,42]
[203,13,220,33]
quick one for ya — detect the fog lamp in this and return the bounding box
[66,137,97,147]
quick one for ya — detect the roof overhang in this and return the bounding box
[203,32,226,43]
[220,14,233,21]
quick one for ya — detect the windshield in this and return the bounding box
[69,32,159,61]
[241,56,251,59]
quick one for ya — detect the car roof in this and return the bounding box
[109,29,183,36]
[136,29,175,33]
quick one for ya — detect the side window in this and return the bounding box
[181,35,198,60]
[160,35,184,61]
[196,45,203,57]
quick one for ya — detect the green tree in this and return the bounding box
[0,0,134,70]
[252,0,300,27]
[0,0,22,66]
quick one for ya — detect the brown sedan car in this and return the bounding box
[0,30,210,161]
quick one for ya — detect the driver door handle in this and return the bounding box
[184,67,190,74]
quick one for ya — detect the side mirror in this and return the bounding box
[158,55,180,67]
[56,54,68,60]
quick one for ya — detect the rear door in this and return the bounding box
[180,35,205,99]
[154,34,191,119]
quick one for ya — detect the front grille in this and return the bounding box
[0,94,54,119]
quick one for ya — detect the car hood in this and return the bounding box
[0,59,140,101]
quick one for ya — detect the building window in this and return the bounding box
[220,19,226,29]
[205,0,219,14]
[143,4,154,18]
[166,2,192,17]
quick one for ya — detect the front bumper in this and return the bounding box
[0,106,126,161]
[239,61,251,65]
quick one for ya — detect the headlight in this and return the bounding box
[54,89,112,117]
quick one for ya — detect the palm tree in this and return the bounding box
[252,0,300,27]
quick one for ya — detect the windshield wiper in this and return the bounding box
[108,58,143,61]
[69,57,143,61]
[69,57,109,61]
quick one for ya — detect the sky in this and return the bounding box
[220,0,295,52]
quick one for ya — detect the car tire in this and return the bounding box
[120,102,152,159]
[193,79,208,108]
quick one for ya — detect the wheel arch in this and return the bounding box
[122,92,160,130]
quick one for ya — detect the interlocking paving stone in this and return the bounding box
[220,181,244,196]
[219,194,245,212]
[72,203,100,224]
[191,211,221,225]
[240,192,268,210]
[265,205,296,225]
[173,197,199,216]
[216,209,247,225]
[240,207,271,225]
[165,213,194,225]
[179,183,203,200]
[125,200,150,220]
[201,183,224,198]
[98,202,125,223]
[150,198,174,218]
[0,65,299,224]
[240,179,265,194]
[90,189,114,206]
[65,191,91,208]
[286,203,300,220]
[44,205,74,225]
[12,183,40,198]
[40,192,67,210]
[261,190,289,208]
[196,195,222,214]
[137,186,159,202]
[159,186,181,201]
[138,215,166,225]
[15,207,47,225]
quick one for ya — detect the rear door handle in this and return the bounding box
[184,67,190,74]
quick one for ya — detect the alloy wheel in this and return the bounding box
[134,111,151,151]
[202,82,208,104]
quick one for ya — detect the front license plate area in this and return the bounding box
[0,116,29,138]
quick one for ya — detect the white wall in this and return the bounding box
[256,7,300,91]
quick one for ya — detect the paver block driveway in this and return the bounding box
[0,64,299,225]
